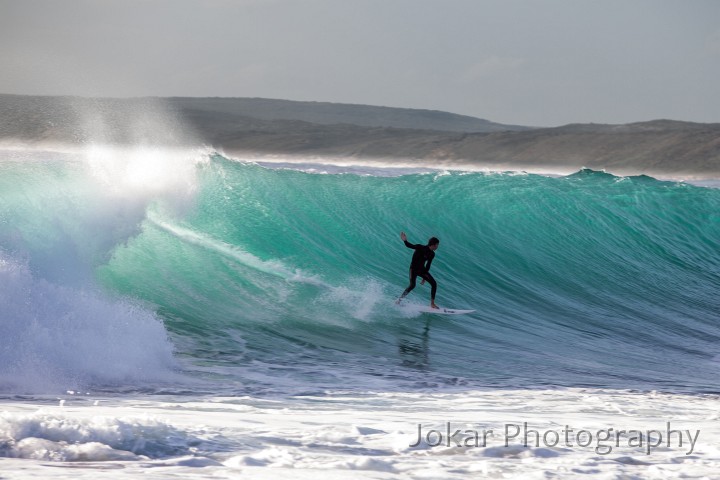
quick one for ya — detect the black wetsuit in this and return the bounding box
[399,241,437,301]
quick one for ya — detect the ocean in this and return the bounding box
[1,146,720,478]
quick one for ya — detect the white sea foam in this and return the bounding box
[0,410,195,461]
[1,388,719,479]
[0,253,178,393]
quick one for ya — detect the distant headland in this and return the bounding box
[1,94,718,178]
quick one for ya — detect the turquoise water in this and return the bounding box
[2,151,720,394]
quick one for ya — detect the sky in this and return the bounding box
[1,0,719,126]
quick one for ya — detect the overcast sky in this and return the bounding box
[1,0,719,126]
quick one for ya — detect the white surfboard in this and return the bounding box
[398,303,475,315]
[417,307,475,315]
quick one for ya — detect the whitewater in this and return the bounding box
[1,146,720,479]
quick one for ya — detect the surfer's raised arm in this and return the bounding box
[400,231,420,249]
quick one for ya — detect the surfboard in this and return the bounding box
[398,303,475,315]
[417,307,475,315]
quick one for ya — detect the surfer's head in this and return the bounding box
[428,237,440,250]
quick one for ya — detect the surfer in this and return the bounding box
[397,232,440,309]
